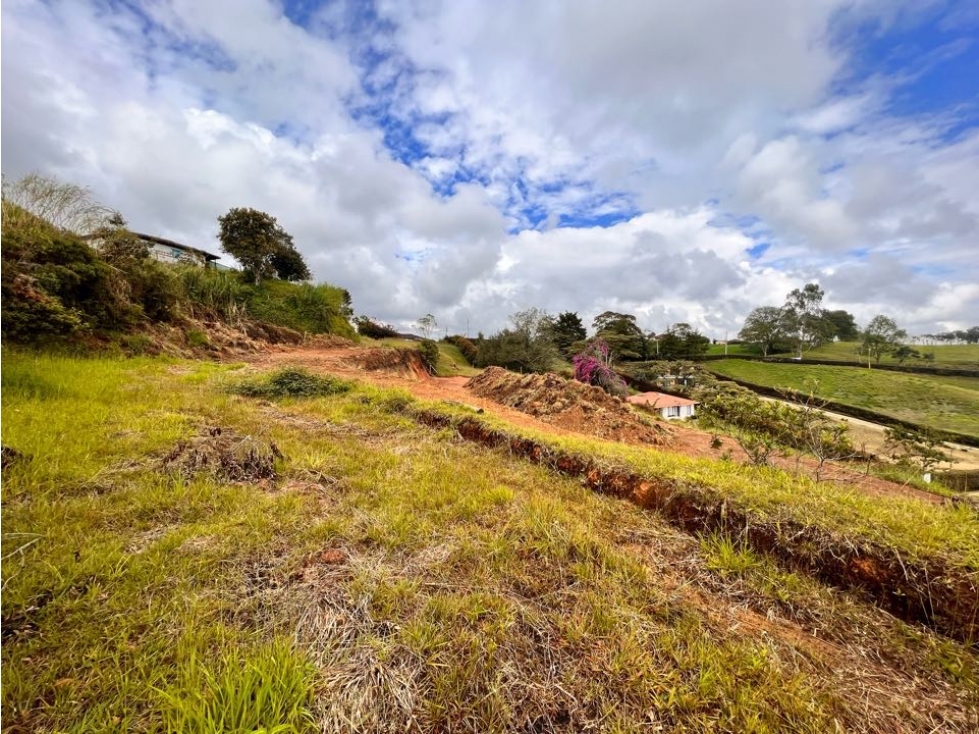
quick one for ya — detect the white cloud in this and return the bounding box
[2,0,976,338]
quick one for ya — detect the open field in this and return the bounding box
[706,343,758,356]
[805,341,979,368]
[707,359,979,439]
[3,350,978,732]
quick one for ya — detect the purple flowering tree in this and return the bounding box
[572,338,627,397]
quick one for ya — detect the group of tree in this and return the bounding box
[738,283,848,357]
[737,282,926,365]
[920,327,979,344]
[473,308,561,373]
[466,307,712,377]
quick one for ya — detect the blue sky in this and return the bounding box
[2,0,977,335]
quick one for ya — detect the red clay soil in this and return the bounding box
[411,409,978,643]
[466,367,672,446]
[245,345,941,505]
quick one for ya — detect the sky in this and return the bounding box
[2,0,978,338]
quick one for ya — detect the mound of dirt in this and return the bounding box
[161,427,283,482]
[466,367,671,445]
[351,348,429,379]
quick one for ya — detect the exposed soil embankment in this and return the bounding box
[466,367,672,446]
[352,347,430,379]
[410,407,979,644]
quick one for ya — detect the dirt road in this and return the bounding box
[758,396,979,471]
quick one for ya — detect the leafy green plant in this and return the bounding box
[884,426,952,475]
[158,642,315,734]
[187,329,210,349]
[233,367,351,399]
[418,339,440,374]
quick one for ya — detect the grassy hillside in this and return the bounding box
[3,350,977,731]
[707,359,979,438]
[705,343,758,356]
[806,341,979,367]
[0,202,355,346]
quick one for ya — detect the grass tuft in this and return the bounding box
[158,640,316,734]
[233,368,352,399]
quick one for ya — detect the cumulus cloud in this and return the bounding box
[2,0,977,337]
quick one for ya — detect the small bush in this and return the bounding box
[572,339,627,397]
[445,334,478,364]
[233,367,351,399]
[355,315,399,339]
[418,339,440,374]
[186,329,210,349]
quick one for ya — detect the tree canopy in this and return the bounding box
[738,306,790,356]
[217,207,310,284]
[823,309,859,342]
[551,311,587,356]
[591,311,646,361]
[658,322,710,360]
[861,315,907,365]
[783,283,830,356]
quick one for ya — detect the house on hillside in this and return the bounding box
[136,233,221,268]
[627,391,698,420]
[85,231,223,268]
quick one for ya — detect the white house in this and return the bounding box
[627,391,698,420]
[135,233,221,268]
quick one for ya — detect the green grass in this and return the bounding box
[3,350,977,731]
[805,341,979,367]
[706,343,758,356]
[707,358,979,439]
[417,398,979,571]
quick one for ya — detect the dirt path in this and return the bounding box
[759,396,979,471]
[246,345,943,504]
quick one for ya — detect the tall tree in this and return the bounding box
[269,230,311,282]
[551,311,587,356]
[416,313,438,339]
[738,306,790,356]
[592,311,646,361]
[861,315,906,365]
[659,322,710,360]
[217,207,308,284]
[822,309,859,342]
[784,283,829,357]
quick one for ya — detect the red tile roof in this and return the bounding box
[627,391,698,408]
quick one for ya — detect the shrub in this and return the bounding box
[355,315,399,339]
[445,334,478,364]
[174,267,250,322]
[418,339,440,374]
[245,280,355,338]
[233,368,351,399]
[1,225,139,338]
[572,339,627,397]
[186,329,210,349]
